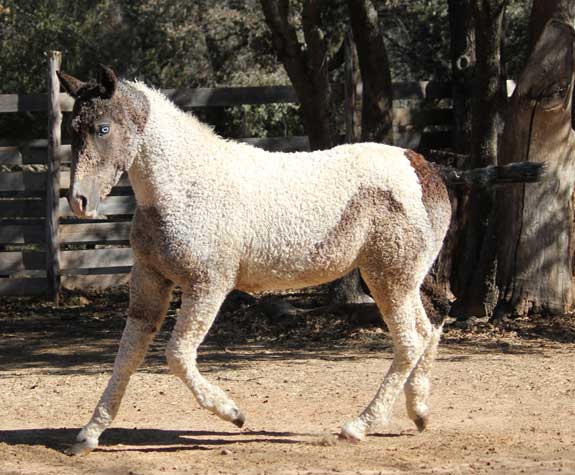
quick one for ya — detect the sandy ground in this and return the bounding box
[1,292,574,475]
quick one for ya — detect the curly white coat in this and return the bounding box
[69,81,451,455]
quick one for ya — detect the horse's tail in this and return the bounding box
[439,162,546,188]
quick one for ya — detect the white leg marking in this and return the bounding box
[68,265,172,456]
[405,313,443,431]
[340,285,426,442]
[68,318,158,455]
[166,287,244,426]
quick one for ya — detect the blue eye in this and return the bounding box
[97,125,110,136]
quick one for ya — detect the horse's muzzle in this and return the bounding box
[68,178,101,218]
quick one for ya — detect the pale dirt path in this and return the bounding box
[1,336,574,475]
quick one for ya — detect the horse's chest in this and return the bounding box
[131,207,229,283]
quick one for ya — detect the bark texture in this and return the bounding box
[435,0,476,300]
[495,3,575,316]
[331,0,393,304]
[260,0,335,150]
[347,0,393,144]
[448,0,476,154]
[451,0,507,317]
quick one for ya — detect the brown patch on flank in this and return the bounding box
[307,187,411,273]
[404,149,449,217]
[312,187,406,259]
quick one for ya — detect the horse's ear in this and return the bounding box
[98,64,118,99]
[57,71,84,98]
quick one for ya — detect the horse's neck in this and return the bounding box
[128,99,222,207]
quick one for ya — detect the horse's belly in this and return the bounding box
[236,260,356,293]
[236,226,367,293]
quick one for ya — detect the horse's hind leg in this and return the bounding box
[340,270,430,442]
[404,308,443,432]
[166,283,245,427]
[68,264,173,455]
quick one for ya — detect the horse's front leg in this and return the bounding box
[67,263,173,456]
[166,282,245,427]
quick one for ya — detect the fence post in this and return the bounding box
[344,30,361,143]
[46,50,62,304]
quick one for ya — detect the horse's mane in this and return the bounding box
[129,80,223,144]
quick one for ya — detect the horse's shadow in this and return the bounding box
[0,427,410,453]
[0,427,315,453]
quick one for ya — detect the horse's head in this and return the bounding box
[58,65,149,218]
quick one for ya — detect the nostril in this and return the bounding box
[78,194,88,212]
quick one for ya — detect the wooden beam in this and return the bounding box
[392,82,452,100]
[0,172,46,192]
[59,221,132,243]
[46,51,62,303]
[0,251,45,273]
[0,82,459,113]
[165,86,299,109]
[62,273,130,290]
[239,136,310,152]
[0,225,45,244]
[60,248,133,269]
[0,142,53,165]
[59,195,136,217]
[1,137,310,166]
[0,278,49,296]
[0,198,45,218]
[60,171,131,191]
[393,108,453,127]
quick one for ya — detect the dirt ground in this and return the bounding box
[1,289,575,475]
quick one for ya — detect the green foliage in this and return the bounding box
[222,104,304,139]
[378,0,452,81]
[0,0,284,92]
[0,0,533,141]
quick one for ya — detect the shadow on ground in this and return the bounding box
[0,287,573,375]
[0,427,363,453]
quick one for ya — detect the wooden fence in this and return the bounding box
[0,55,454,300]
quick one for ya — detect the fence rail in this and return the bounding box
[0,82,456,114]
[0,53,457,299]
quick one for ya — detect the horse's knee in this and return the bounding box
[394,338,426,371]
[165,344,190,377]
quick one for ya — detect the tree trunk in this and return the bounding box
[495,1,575,316]
[437,0,476,300]
[259,0,335,150]
[451,0,506,317]
[448,0,476,154]
[347,0,394,144]
[261,0,372,304]
[330,1,394,304]
[329,29,371,305]
[344,29,362,144]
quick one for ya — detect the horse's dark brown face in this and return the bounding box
[58,66,148,218]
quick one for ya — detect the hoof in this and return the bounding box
[338,431,362,444]
[232,412,246,428]
[414,415,428,432]
[65,438,97,456]
[339,420,365,444]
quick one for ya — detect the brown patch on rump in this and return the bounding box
[404,149,449,216]
[307,187,407,274]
